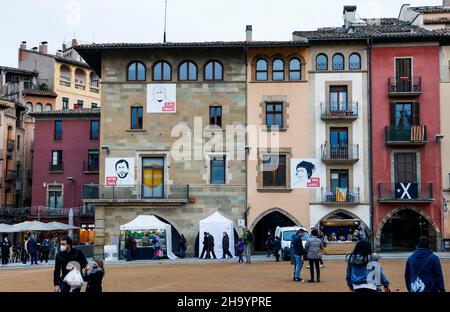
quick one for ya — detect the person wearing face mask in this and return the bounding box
[53,236,88,293]
[1,236,12,267]
[83,257,105,293]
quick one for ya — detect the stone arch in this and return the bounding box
[249,207,302,232]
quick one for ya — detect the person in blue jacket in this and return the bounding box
[346,239,390,293]
[405,236,445,292]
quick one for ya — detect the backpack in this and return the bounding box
[409,255,432,292]
[247,232,253,242]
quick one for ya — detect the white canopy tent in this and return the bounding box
[120,215,177,259]
[0,221,79,233]
[199,211,235,257]
[0,223,14,233]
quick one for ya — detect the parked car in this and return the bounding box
[275,226,309,261]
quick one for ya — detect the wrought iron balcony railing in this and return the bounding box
[321,187,360,204]
[320,101,358,120]
[387,76,422,96]
[385,125,427,145]
[377,182,433,202]
[321,144,359,163]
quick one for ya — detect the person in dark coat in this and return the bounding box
[272,236,281,262]
[131,237,137,260]
[125,235,133,261]
[266,232,274,257]
[53,236,88,293]
[179,234,187,258]
[40,238,51,263]
[292,229,306,282]
[83,257,105,293]
[405,236,445,292]
[221,232,233,259]
[207,233,217,259]
[1,237,12,267]
[26,234,38,265]
[200,232,209,259]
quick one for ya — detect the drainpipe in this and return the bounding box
[367,37,375,250]
[244,44,249,230]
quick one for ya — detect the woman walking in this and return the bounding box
[305,229,324,283]
[83,257,105,293]
[236,237,245,263]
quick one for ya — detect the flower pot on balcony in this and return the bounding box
[188,197,196,204]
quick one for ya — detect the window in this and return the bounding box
[316,54,328,70]
[87,149,99,171]
[48,185,63,209]
[131,107,143,129]
[90,120,99,140]
[329,86,348,112]
[35,103,43,112]
[142,158,164,198]
[204,61,223,80]
[262,155,286,187]
[390,102,419,127]
[62,97,69,110]
[272,58,284,81]
[330,128,349,159]
[45,104,52,112]
[394,153,417,182]
[210,157,226,184]
[332,54,345,70]
[54,120,62,140]
[349,53,361,70]
[331,170,349,189]
[179,61,198,81]
[26,102,33,113]
[256,59,268,81]
[75,100,84,109]
[289,58,301,81]
[127,61,146,81]
[395,58,413,92]
[91,103,98,109]
[17,135,20,151]
[209,106,222,127]
[153,61,172,81]
[51,150,63,171]
[266,103,283,128]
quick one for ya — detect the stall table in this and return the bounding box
[323,241,357,255]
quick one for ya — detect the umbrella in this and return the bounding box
[0,223,15,233]
[12,221,50,232]
[47,221,80,231]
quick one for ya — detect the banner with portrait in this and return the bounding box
[105,158,135,187]
[290,158,321,189]
[147,84,176,113]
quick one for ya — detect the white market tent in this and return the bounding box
[0,221,79,233]
[120,215,177,259]
[199,211,235,257]
[0,223,14,233]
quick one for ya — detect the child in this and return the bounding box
[236,237,245,263]
[83,257,105,293]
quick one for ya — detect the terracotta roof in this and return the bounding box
[23,88,58,98]
[19,48,93,70]
[0,66,38,76]
[412,6,450,13]
[29,108,100,118]
[77,41,245,50]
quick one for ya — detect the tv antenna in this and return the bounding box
[163,0,168,43]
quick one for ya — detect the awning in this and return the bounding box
[321,218,361,227]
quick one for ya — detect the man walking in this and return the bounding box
[207,233,217,259]
[242,227,253,264]
[273,236,281,262]
[200,232,209,259]
[221,232,233,259]
[1,236,12,267]
[292,229,306,282]
[26,234,38,265]
[125,235,133,261]
[265,232,274,257]
[405,236,445,292]
[41,238,51,263]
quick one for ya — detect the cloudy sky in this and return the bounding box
[1,0,442,67]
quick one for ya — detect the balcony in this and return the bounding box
[321,144,359,164]
[5,170,17,181]
[89,86,100,94]
[387,77,422,97]
[59,76,71,87]
[83,161,99,173]
[30,206,94,218]
[320,102,358,121]
[49,162,64,172]
[83,184,189,207]
[75,81,86,91]
[7,139,15,152]
[385,126,427,146]
[0,207,30,217]
[378,182,433,203]
[321,187,360,205]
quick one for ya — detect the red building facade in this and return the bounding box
[30,108,99,243]
[371,44,443,251]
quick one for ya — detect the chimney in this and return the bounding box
[56,49,63,57]
[246,25,253,42]
[71,38,78,48]
[39,41,48,54]
[445,0,450,6]
[343,5,357,29]
[32,47,38,52]
[62,42,67,51]
[20,41,27,49]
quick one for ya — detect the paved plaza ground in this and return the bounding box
[0,254,449,292]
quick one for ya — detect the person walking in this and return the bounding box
[207,233,217,259]
[265,232,274,257]
[242,227,253,264]
[131,236,137,260]
[405,236,445,292]
[179,234,187,258]
[292,229,306,282]
[26,234,38,265]
[221,232,233,259]
[1,236,12,267]
[53,236,88,293]
[346,239,390,293]
[200,232,209,259]
[272,236,281,262]
[152,234,161,260]
[83,257,105,293]
[305,229,324,283]
[21,237,28,265]
[41,238,51,263]
[236,237,245,263]
[125,235,133,261]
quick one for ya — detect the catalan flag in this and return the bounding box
[411,125,425,142]
[335,188,347,202]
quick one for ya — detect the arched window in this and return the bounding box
[349,53,361,70]
[272,58,284,81]
[75,68,86,85]
[256,58,268,81]
[45,104,52,112]
[127,61,146,81]
[26,102,33,114]
[204,61,223,81]
[90,71,99,87]
[178,61,198,81]
[153,61,172,81]
[35,103,43,112]
[289,58,302,81]
[332,53,345,70]
[316,54,328,70]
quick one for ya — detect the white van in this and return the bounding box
[275,226,310,261]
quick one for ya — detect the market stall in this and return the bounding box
[199,211,235,257]
[119,215,177,260]
[320,217,365,255]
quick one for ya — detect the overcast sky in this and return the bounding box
[1,0,442,67]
